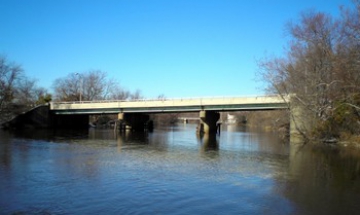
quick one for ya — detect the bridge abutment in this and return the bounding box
[289,99,315,142]
[199,111,220,134]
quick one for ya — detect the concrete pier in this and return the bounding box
[199,111,220,134]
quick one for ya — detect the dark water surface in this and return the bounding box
[1,124,360,214]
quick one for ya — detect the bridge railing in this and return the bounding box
[50,95,289,105]
[49,95,290,113]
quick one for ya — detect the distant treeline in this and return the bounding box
[0,57,153,124]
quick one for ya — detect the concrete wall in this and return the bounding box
[289,99,315,142]
[2,105,52,129]
[1,105,90,130]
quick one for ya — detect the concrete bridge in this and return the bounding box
[49,96,289,133]
[50,96,288,114]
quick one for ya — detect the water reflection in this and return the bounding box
[286,144,360,214]
[197,133,219,151]
[224,124,248,133]
[1,126,360,214]
[117,130,149,145]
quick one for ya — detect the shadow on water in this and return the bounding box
[2,128,90,142]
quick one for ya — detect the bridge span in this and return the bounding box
[2,96,291,134]
[48,96,289,134]
[50,96,288,114]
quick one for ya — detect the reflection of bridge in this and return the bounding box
[49,96,289,133]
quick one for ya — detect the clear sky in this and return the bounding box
[0,0,352,98]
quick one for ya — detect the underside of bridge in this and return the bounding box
[116,111,221,134]
[52,114,89,129]
[117,113,152,132]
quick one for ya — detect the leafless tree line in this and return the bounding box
[0,56,51,123]
[52,70,143,102]
[0,58,145,124]
[258,0,360,140]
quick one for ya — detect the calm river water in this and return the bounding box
[1,124,360,215]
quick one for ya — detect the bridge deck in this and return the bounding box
[50,96,289,114]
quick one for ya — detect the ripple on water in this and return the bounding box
[0,127,306,214]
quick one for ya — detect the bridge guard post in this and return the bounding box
[199,111,220,134]
[118,113,150,132]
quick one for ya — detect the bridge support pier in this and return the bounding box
[198,111,220,134]
[117,113,152,132]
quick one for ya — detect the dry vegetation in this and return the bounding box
[258,1,360,143]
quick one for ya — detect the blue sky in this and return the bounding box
[0,0,351,98]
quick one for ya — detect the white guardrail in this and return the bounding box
[50,95,289,111]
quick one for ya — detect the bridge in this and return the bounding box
[2,95,291,134]
[48,96,289,133]
[50,96,288,114]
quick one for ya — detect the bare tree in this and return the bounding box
[0,56,23,121]
[109,86,131,100]
[129,89,143,100]
[53,70,147,103]
[53,73,81,101]
[337,0,360,99]
[82,70,115,100]
[14,78,46,105]
[0,56,51,123]
[258,2,360,140]
[53,70,116,101]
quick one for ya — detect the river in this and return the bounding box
[1,124,360,215]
